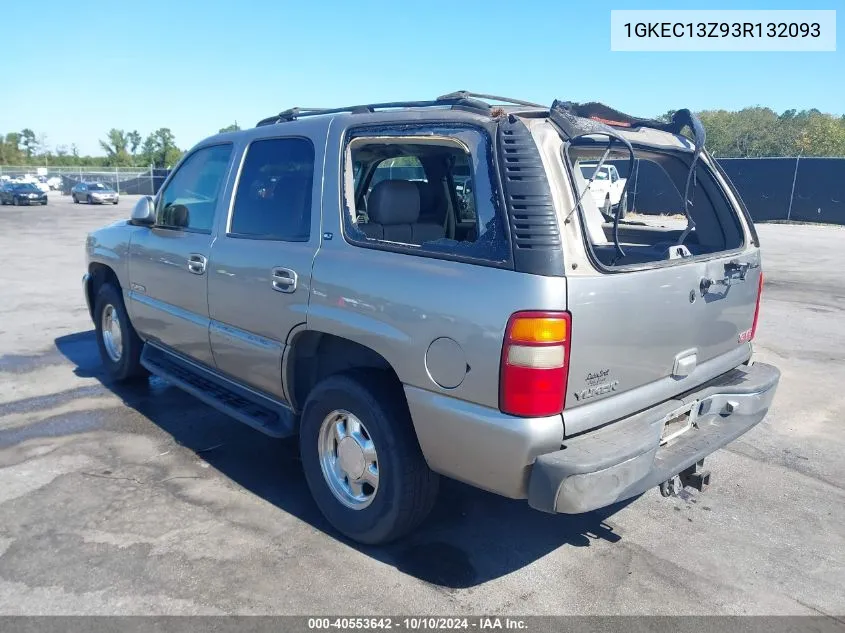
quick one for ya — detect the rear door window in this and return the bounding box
[229,137,315,241]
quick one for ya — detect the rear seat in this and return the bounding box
[360,180,446,245]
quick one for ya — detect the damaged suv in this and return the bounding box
[83,92,780,544]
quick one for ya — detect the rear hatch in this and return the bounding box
[543,104,762,435]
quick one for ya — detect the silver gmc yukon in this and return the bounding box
[82,92,780,544]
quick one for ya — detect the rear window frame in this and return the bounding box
[561,139,750,274]
[339,122,513,270]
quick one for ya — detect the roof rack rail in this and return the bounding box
[255,92,518,127]
[436,91,545,108]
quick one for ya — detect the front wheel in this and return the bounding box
[299,372,439,545]
[113,200,119,205]
[93,283,148,382]
[72,194,79,203]
[87,195,93,204]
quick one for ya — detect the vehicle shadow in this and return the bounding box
[56,330,634,589]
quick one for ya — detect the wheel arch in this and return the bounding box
[284,329,402,414]
[86,262,121,321]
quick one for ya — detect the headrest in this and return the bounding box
[368,180,420,225]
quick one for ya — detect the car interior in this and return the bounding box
[348,141,479,247]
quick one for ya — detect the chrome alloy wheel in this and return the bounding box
[101,304,123,362]
[318,409,379,510]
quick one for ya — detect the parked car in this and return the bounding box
[47,176,63,191]
[1,182,48,205]
[72,182,119,204]
[82,93,780,544]
[31,177,51,194]
[580,162,627,218]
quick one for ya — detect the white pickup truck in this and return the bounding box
[579,162,627,218]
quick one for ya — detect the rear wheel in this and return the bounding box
[72,194,79,203]
[299,372,439,545]
[93,282,147,382]
[614,192,628,219]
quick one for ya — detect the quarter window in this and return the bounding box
[229,138,314,241]
[156,144,233,232]
[345,127,509,265]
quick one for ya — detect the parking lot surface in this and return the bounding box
[0,194,843,615]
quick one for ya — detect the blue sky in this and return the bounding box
[2,0,841,155]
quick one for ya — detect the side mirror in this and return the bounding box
[131,196,155,225]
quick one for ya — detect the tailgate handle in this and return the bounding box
[724,260,751,280]
[701,261,752,295]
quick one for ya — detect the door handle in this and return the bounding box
[187,253,207,275]
[271,267,297,293]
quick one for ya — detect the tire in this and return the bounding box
[13,197,20,206]
[113,200,119,205]
[299,372,439,545]
[93,282,147,382]
[87,195,93,204]
[614,193,628,220]
[73,194,79,204]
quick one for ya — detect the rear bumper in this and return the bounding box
[527,361,780,513]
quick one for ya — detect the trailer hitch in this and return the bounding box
[659,460,711,497]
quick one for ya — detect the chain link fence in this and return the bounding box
[0,166,169,195]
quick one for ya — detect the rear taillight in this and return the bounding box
[750,271,763,341]
[500,311,571,417]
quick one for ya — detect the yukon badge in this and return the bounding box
[573,369,619,402]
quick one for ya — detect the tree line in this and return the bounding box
[2,109,844,168]
[693,108,845,158]
[0,122,241,169]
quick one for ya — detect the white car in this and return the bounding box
[34,177,51,194]
[579,163,627,217]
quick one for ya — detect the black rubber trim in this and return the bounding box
[497,116,564,276]
[711,159,760,247]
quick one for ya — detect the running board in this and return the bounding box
[141,343,296,438]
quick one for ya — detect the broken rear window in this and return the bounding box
[566,142,745,269]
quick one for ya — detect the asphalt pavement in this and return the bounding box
[0,194,843,615]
